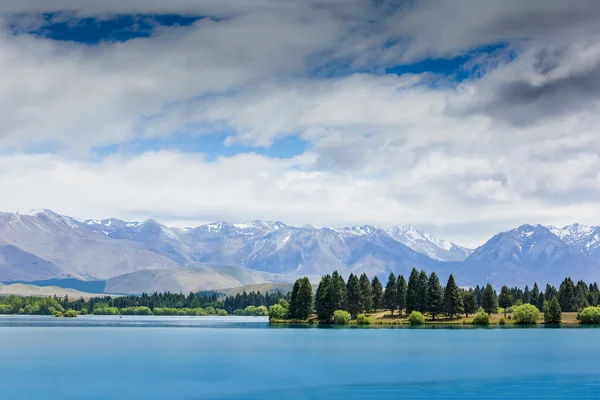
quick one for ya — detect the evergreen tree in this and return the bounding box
[523,285,530,304]
[346,273,361,319]
[536,292,545,312]
[416,270,428,313]
[371,276,383,311]
[358,273,372,312]
[498,285,512,318]
[406,268,420,313]
[475,285,482,306]
[289,279,301,319]
[397,275,407,317]
[383,272,397,316]
[558,278,575,312]
[481,284,498,314]
[531,283,540,306]
[463,288,477,317]
[315,274,332,321]
[426,272,444,320]
[329,271,347,312]
[543,296,562,324]
[545,283,557,301]
[296,277,314,320]
[443,274,463,318]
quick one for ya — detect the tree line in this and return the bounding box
[281,269,600,322]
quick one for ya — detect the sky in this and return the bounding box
[2,0,600,247]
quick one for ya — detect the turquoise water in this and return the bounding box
[1,316,599,399]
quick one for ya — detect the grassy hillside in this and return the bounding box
[0,283,105,298]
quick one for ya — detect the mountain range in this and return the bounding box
[1,209,600,294]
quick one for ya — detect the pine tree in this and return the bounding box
[383,272,397,316]
[406,268,420,313]
[397,275,407,317]
[416,270,428,313]
[463,288,477,317]
[523,285,530,304]
[315,274,332,321]
[426,272,444,320]
[346,273,361,319]
[297,277,314,320]
[329,271,347,312]
[543,296,562,324]
[531,283,540,307]
[536,292,545,312]
[481,283,498,314]
[498,285,512,318]
[289,279,301,319]
[371,276,383,311]
[558,278,575,312]
[358,273,372,312]
[444,274,463,318]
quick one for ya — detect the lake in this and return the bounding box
[1,315,599,399]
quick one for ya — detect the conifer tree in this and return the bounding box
[523,285,530,304]
[358,273,372,312]
[536,292,545,312]
[296,277,314,320]
[346,273,361,319]
[289,279,301,319]
[371,276,383,311]
[383,272,397,316]
[406,268,420,313]
[396,275,407,317]
[481,283,498,314]
[498,285,512,318]
[558,278,575,312]
[315,274,332,321]
[543,296,562,324]
[329,271,347,312]
[444,274,463,318]
[531,283,540,307]
[426,272,444,320]
[416,270,428,313]
[463,288,477,317]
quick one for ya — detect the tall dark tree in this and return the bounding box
[498,285,512,318]
[406,268,420,313]
[444,274,463,318]
[371,276,383,311]
[346,273,361,319]
[397,275,407,317]
[475,285,482,306]
[296,277,314,320]
[543,296,562,324]
[426,272,444,320]
[531,283,540,306]
[315,274,332,321]
[416,270,429,313]
[536,292,546,312]
[289,279,301,319]
[463,288,477,317]
[383,272,397,316]
[481,284,498,314]
[545,284,557,301]
[358,273,373,312]
[523,285,530,305]
[558,278,575,312]
[329,271,347,312]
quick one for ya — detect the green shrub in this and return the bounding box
[356,313,370,325]
[472,310,490,325]
[408,311,425,326]
[52,310,63,317]
[0,304,12,314]
[195,308,207,316]
[217,309,228,316]
[499,317,506,325]
[93,307,119,315]
[205,307,216,315]
[64,309,78,318]
[233,309,244,316]
[268,304,288,320]
[333,310,350,325]
[512,303,539,324]
[79,308,88,315]
[578,306,600,324]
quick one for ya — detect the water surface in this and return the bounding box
[0,316,598,399]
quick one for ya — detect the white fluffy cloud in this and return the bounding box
[2,0,600,247]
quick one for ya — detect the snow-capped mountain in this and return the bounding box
[387,225,472,262]
[546,223,600,259]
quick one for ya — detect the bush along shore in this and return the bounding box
[0,290,290,317]
[268,269,600,327]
